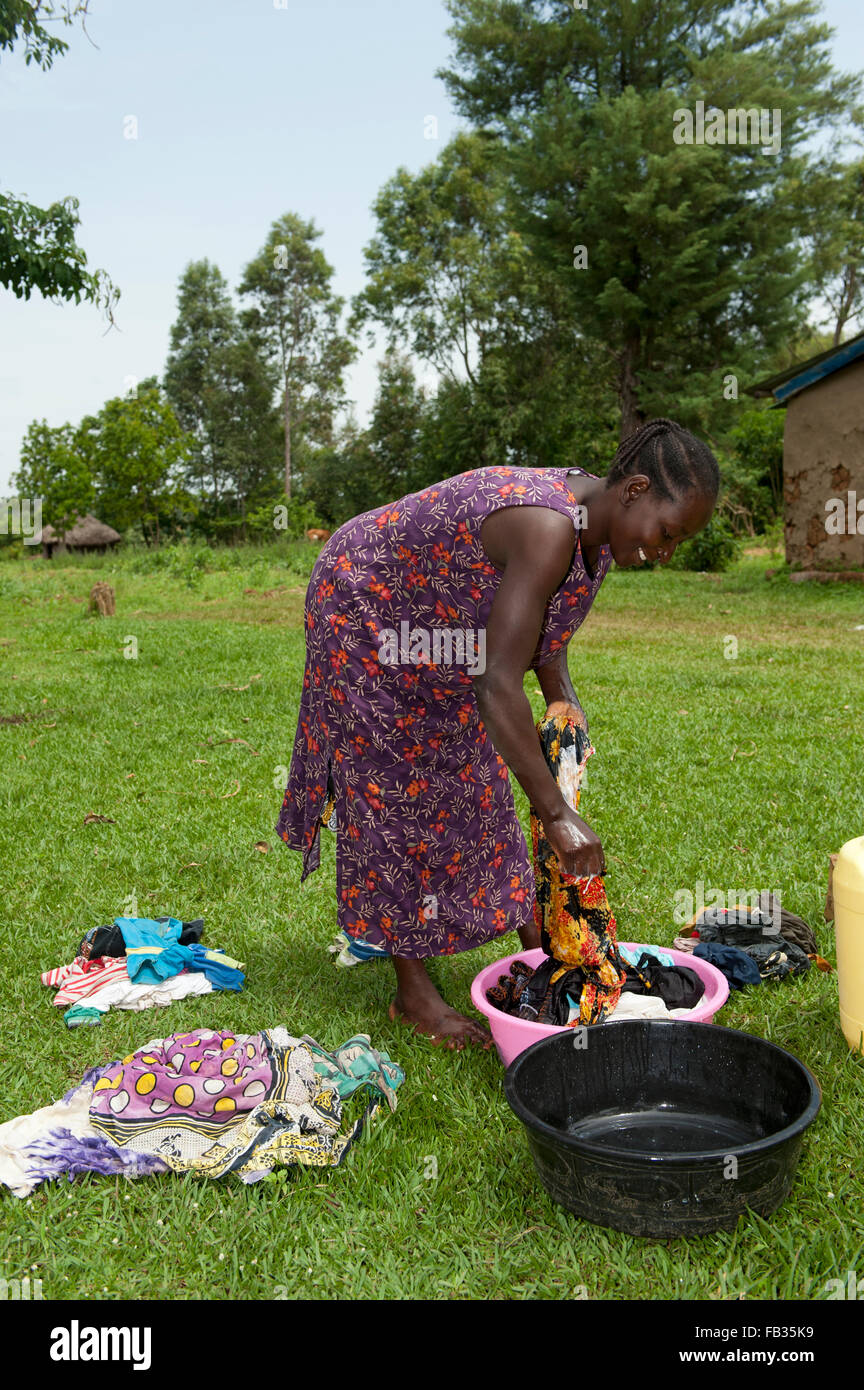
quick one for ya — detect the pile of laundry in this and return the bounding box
[42,916,246,1028]
[674,898,832,991]
[0,1028,404,1198]
[487,713,707,1028]
[488,940,706,1025]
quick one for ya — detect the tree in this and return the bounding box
[355,130,619,470]
[439,0,862,439]
[806,153,864,345]
[0,2,118,317]
[76,383,194,544]
[14,417,96,532]
[239,214,356,499]
[354,132,534,387]
[722,406,786,536]
[163,259,281,531]
[302,353,431,526]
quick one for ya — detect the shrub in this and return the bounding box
[671,515,737,571]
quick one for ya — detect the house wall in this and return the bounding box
[784,357,864,568]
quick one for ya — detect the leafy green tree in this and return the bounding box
[805,152,864,345]
[355,130,618,469]
[354,132,534,387]
[14,417,96,532]
[239,213,356,499]
[722,406,786,536]
[163,260,281,532]
[0,2,117,316]
[76,383,194,544]
[439,0,861,439]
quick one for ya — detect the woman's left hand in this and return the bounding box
[544,699,589,733]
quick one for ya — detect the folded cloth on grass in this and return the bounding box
[117,916,195,984]
[63,1004,104,1029]
[42,956,131,1008]
[0,1083,167,1198]
[0,1030,404,1198]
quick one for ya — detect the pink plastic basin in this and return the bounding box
[471,944,731,1067]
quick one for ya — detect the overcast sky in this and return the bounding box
[1,0,863,494]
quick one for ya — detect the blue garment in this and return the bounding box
[185,944,245,992]
[694,942,762,991]
[620,943,674,969]
[115,917,194,985]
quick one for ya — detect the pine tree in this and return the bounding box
[439,0,862,438]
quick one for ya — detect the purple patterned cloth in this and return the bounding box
[277,465,611,959]
[89,1030,274,1128]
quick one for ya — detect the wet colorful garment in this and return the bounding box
[528,713,630,1024]
[277,466,612,959]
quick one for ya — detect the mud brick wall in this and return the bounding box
[783,357,864,569]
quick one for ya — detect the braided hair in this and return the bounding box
[605,418,720,503]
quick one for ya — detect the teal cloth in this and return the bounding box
[64,1004,103,1029]
[115,916,194,985]
[301,1034,405,1112]
[620,943,674,969]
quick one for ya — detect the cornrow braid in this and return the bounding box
[605,418,720,503]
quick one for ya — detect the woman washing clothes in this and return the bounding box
[277,418,719,1048]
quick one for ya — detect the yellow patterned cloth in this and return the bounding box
[88,1028,403,1182]
[529,714,629,1025]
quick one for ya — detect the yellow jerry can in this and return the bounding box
[833,835,864,1054]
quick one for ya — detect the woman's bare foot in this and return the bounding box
[517,920,541,950]
[390,958,491,1050]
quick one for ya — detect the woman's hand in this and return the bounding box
[543,698,589,733]
[543,806,606,880]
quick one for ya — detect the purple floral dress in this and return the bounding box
[276,465,611,959]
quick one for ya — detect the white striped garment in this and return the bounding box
[41,956,131,1007]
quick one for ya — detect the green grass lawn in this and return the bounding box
[1,543,863,1300]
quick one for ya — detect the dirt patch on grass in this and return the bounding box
[0,709,61,725]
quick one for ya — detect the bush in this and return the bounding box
[671,515,737,571]
[722,408,785,535]
[246,496,323,541]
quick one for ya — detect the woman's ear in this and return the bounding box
[621,473,651,506]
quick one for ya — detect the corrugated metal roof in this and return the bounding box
[747,329,864,404]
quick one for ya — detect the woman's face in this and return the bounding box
[606,474,716,568]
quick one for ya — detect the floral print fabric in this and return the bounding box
[277,466,611,959]
[529,714,628,1024]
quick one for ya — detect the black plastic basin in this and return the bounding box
[504,1020,821,1239]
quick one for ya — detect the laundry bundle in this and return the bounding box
[0,1028,404,1198]
[42,916,246,1027]
[486,713,705,1028]
[675,899,831,991]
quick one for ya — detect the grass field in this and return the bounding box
[1,542,863,1301]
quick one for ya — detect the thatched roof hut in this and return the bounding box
[37,515,122,558]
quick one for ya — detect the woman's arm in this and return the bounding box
[535,648,589,731]
[474,507,606,878]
